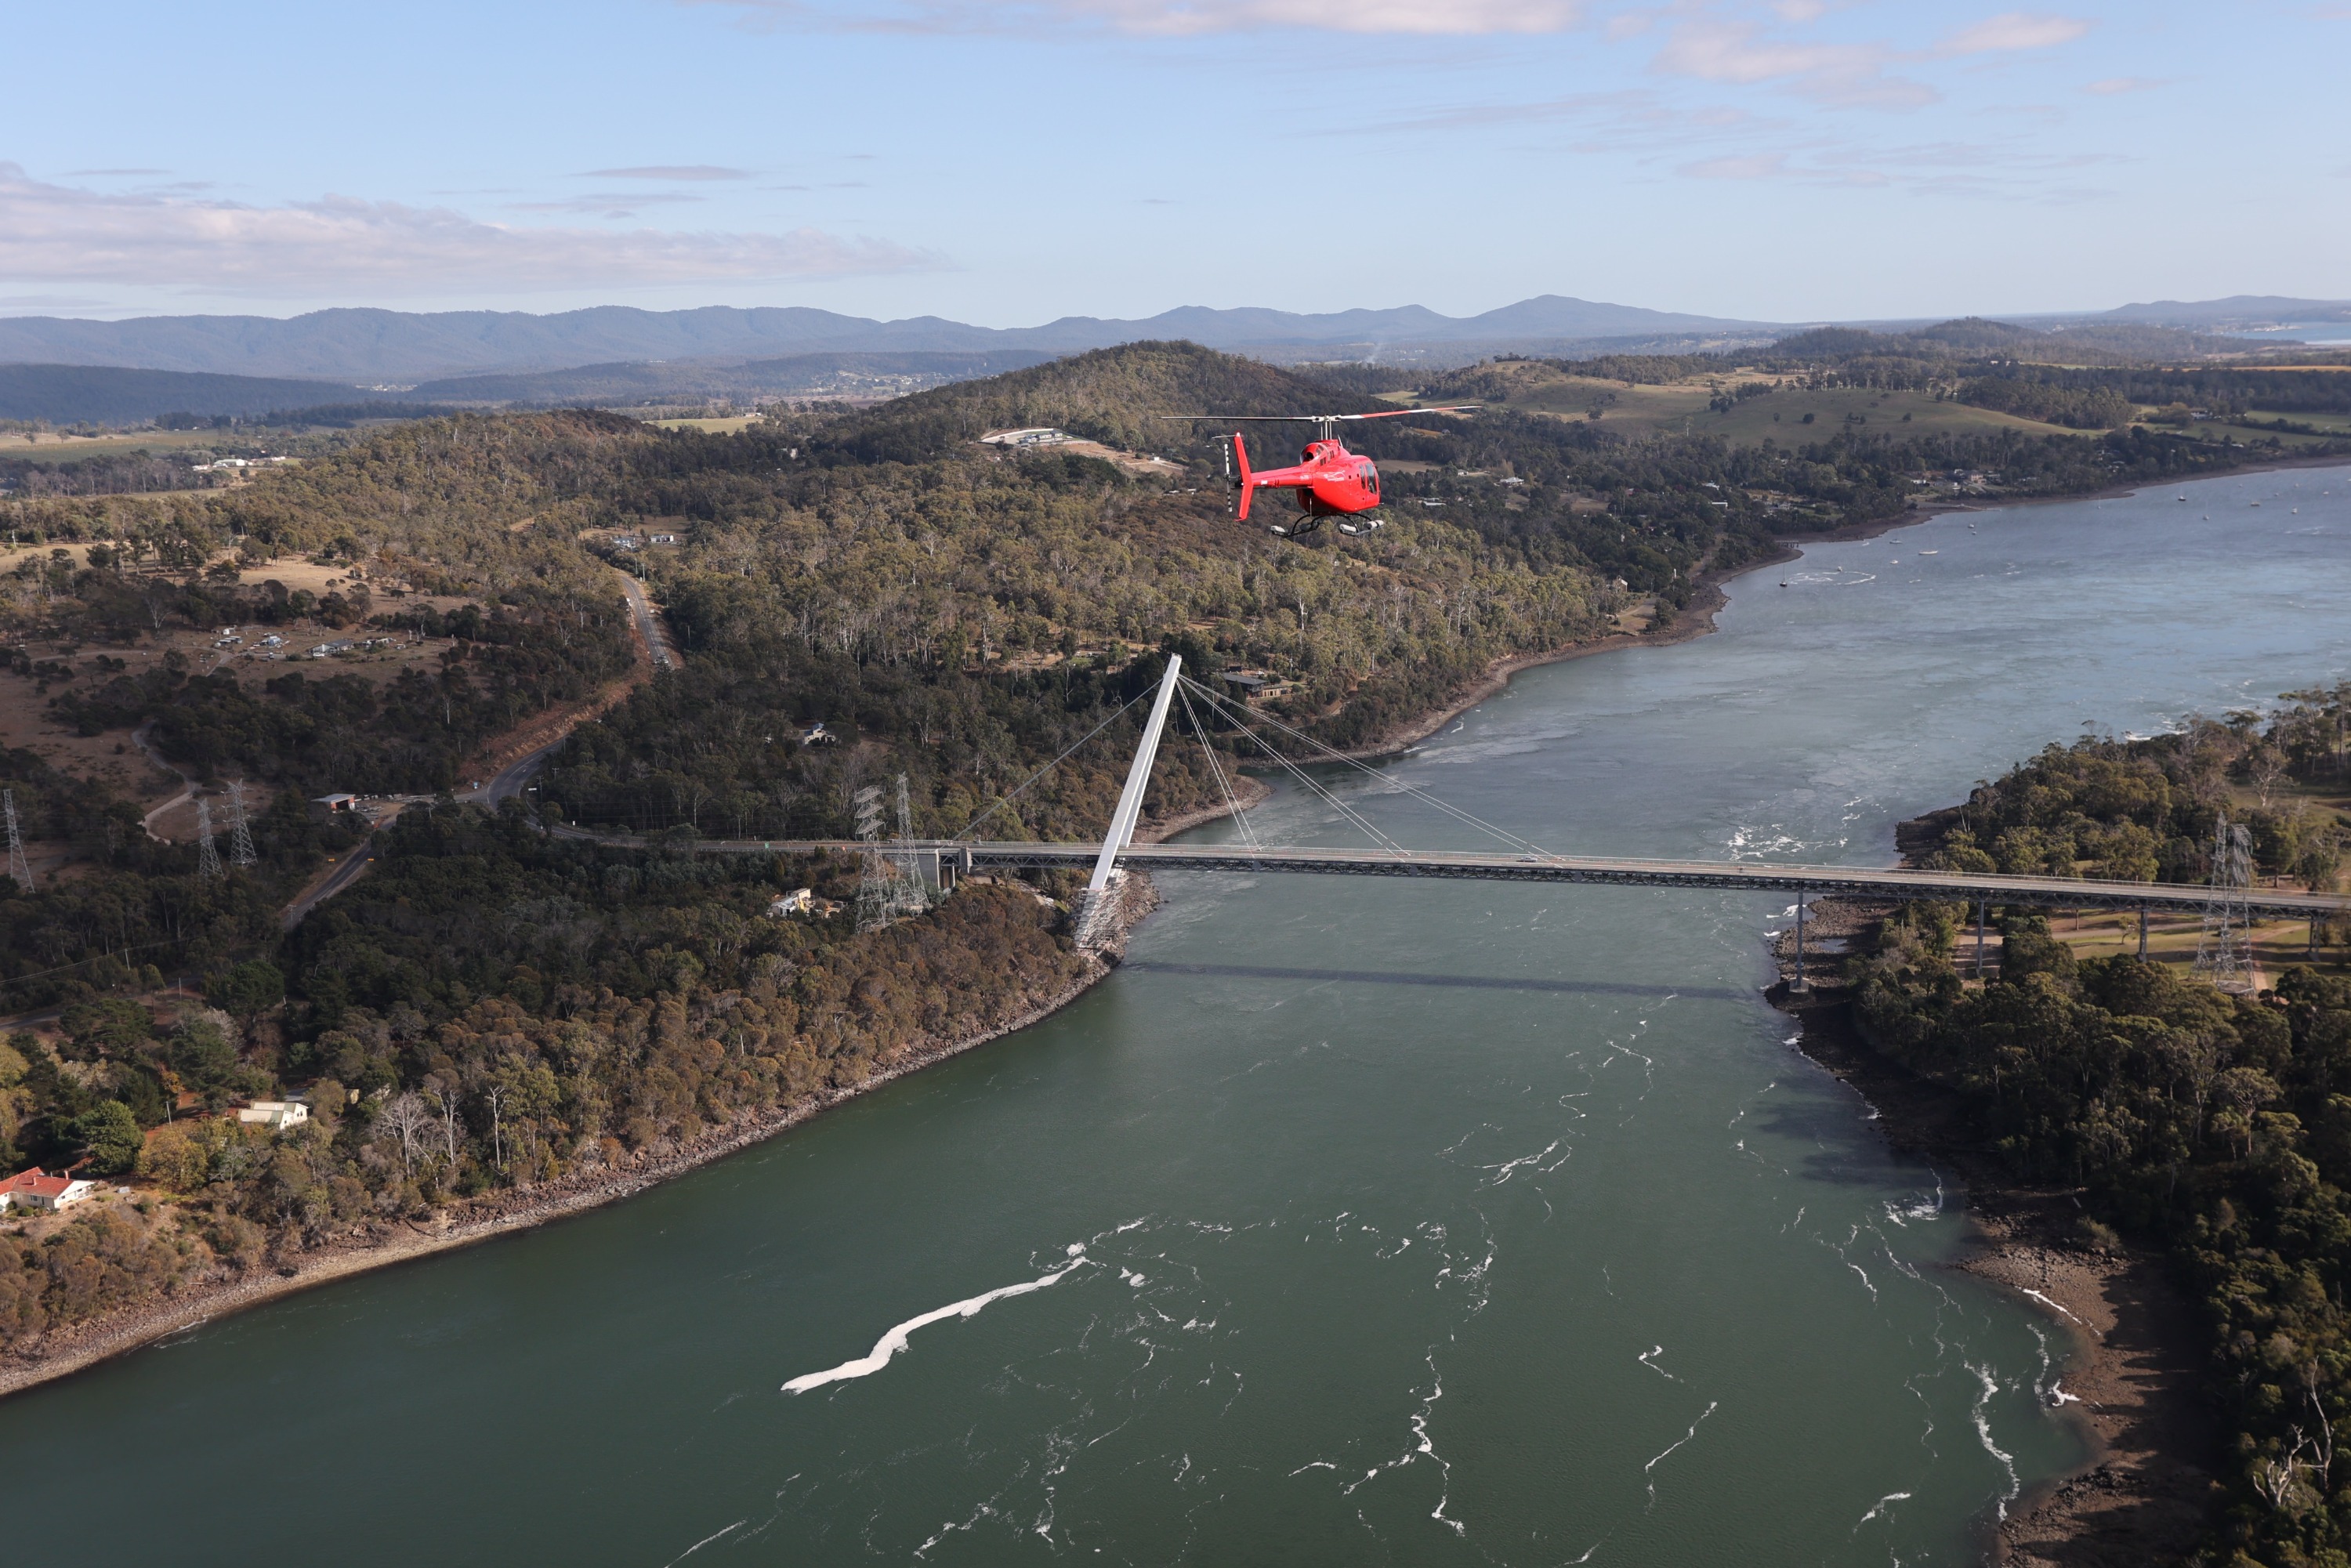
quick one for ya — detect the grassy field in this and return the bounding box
[2247,407,2351,434]
[0,427,234,459]
[648,414,764,434]
[1405,364,2084,444]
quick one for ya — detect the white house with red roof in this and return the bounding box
[0,1168,96,1212]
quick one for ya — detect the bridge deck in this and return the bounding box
[604,831,2343,919]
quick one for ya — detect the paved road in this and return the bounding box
[281,836,379,929]
[615,569,677,671]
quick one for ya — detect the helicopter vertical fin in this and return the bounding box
[1232,433,1253,521]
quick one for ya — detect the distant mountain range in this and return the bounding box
[0,297,1778,382]
[2,294,2342,428]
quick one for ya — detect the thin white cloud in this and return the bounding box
[2084,75,2162,94]
[66,168,169,177]
[1652,20,1933,107]
[1680,152,1789,179]
[1939,12,2091,53]
[0,164,936,297]
[1079,0,1582,28]
[508,192,710,215]
[700,0,1581,33]
[578,164,752,180]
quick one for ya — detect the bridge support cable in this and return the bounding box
[1179,683,1408,860]
[951,690,1149,843]
[1176,678,1259,853]
[1180,676,1542,859]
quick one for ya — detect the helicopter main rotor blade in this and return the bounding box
[1155,405,1478,422]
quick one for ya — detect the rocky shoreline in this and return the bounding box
[1766,919,2221,1566]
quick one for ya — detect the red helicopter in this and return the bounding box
[1162,407,1477,538]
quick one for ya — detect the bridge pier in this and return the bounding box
[1973,898,1988,980]
[1789,895,1808,994]
[2139,904,2149,961]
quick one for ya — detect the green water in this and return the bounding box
[8,468,2351,1564]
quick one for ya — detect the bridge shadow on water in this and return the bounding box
[1118,961,1748,1001]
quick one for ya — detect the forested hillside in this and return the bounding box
[1849,689,2349,1567]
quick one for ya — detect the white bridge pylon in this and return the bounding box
[1078,654,1182,944]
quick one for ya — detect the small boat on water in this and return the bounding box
[1917,549,1937,556]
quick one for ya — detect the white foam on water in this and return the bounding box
[1643,1400,1719,1508]
[1483,1139,1567,1184]
[1967,1362,2021,1517]
[661,1519,748,1567]
[1853,1490,1911,1530]
[1638,1344,1680,1382]
[2049,1381,2081,1406]
[1338,1353,1465,1535]
[1882,1176,1945,1226]
[782,1245,1090,1395]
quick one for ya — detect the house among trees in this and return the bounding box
[236,1100,310,1132]
[1,1168,96,1212]
[767,888,842,918]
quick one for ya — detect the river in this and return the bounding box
[9,466,2351,1565]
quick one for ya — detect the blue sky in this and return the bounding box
[1,0,2343,324]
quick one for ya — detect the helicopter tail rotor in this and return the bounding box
[1232,433,1255,521]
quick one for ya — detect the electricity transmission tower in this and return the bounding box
[194,797,224,882]
[3,788,30,893]
[226,780,257,867]
[2194,817,2255,993]
[853,775,927,932]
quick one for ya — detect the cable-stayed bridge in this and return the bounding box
[550,657,2348,937]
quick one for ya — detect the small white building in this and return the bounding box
[768,888,817,918]
[2,1168,96,1212]
[237,1100,310,1132]
[981,427,1074,448]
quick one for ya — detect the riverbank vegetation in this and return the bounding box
[1849,690,2351,1566]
